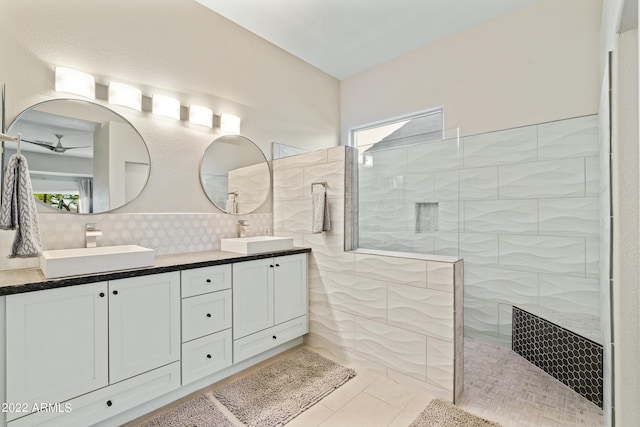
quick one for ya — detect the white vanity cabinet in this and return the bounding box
[3,251,309,427]
[5,271,181,426]
[232,253,307,362]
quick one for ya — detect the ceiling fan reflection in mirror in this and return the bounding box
[23,133,90,153]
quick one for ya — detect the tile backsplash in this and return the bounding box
[0,212,272,271]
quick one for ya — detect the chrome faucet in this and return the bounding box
[237,220,250,238]
[85,223,103,248]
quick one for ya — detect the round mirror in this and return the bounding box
[3,99,150,214]
[200,135,270,214]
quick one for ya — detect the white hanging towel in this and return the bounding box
[225,193,237,214]
[0,154,43,257]
[311,185,330,233]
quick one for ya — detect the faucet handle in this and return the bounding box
[238,219,249,226]
[85,223,102,237]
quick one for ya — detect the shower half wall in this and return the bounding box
[356,115,600,348]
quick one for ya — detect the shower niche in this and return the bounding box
[415,202,439,234]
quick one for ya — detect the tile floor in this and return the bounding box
[457,338,604,427]
[127,338,605,427]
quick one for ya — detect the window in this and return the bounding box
[350,107,460,256]
[350,108,444,151]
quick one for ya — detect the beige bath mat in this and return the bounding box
[214,348,356,426]
[410,399,502,427]
[134,394,233,427]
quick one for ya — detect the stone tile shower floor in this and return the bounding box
[126,339,604,426]
[457,338,604,427]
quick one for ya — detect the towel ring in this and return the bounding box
[311,181,327,192]
[0,132,20,154]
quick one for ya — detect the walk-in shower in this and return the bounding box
[351,114,603,406]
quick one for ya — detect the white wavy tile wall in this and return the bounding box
[586,156,599,197]
[407,139,458,172]
[312,269,388,322]
[465,267,538,304]
[465,116,600,345]
[462,125,538,168]
[459,167,498,200]
[405,173,435,201]
[537,115,599,160]
[464,199,538,234]
[354,115,600,348]
[538,198,599,237]
[500,235,587,277]
[273,146,463,401]
[355,318,427,380]
[498,158,586,199]
[427,336,455,393]
[387,284,454,340]
[354,254,426,287]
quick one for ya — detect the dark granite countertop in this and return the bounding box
[0,247,311,296]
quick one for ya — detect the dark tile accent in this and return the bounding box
[512,306,603,408]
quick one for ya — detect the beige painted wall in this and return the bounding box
[0,0,340,213]
[340,0,602,140]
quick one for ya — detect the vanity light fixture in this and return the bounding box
[55,67,96,99]
[108,82,142,111]
[53,66,236,131]
[189,104,214,128]
[152,94,181,120]
[220,113,241,134]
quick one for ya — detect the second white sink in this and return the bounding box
[220,236,293,254]
[40,245,155,279]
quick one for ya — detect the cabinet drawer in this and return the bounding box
[181,265,231,297]
[182,329,233,385]
[233,316,308,363]
[182,290,232,342]
[8,362,181,427]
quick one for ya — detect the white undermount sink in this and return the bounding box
[220,236,294,255]
[40,245,155,279]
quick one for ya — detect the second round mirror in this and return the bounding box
[200,135,270,214]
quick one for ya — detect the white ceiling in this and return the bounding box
[195,0,537,79]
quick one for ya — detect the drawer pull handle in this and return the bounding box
[272,335,277,340]
[206,279,211,283]
[106,400,113,407]
[99,292,105,298]
[269,265,274,268]
[206,313,212,318]
[206,354,212,359]
[275,264,280,267]
[112,290,118,295]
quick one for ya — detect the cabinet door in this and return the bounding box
[6,283,108,416]
[274,253,307,324]
[233,258,274,339]
[109,272,180,383]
